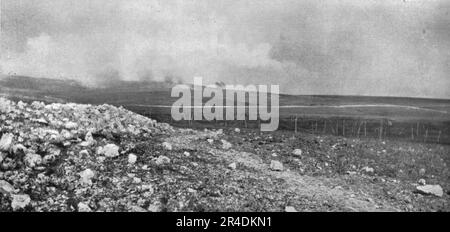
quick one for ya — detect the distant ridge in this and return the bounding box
[1,75,449,122]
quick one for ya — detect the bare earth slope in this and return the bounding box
[0,98,448,211]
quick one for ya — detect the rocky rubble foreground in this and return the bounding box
[0,97,173,211]
[0,97,449,212]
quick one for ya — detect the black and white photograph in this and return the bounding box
[0,0,449,215]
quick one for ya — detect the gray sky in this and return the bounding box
[1,0,449,98]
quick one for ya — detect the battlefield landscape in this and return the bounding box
[2,75,450,144]
[1,0,450,213]
[0,75,449,212]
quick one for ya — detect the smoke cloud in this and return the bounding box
[1,0,449,98]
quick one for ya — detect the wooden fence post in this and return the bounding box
[336,120,339,136]
[330,120,336,135]
[312,121,315,135]
[416,122,419,138]
[295,116,298,134]
[342,120,345,136]
[379,120,383,140]
[364,121,367,137]
[357,120,362,138]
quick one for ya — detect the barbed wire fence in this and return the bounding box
[138,109,449,145]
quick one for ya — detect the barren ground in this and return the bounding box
[0,98,449,212]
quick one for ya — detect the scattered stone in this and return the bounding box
[79,169,95,186]
[61,130,73,140]
[155,156,171,165]
[17,101,26,109]
[162,142,173,151]
[97,156,106,163]
[85,131,95,143]
[12,144,27,156]
[270,160,284,171]
[79,150,90,157]
[147,202,162,212]
[33,118,48,124]
[0,180,15,195]
[406,204,414,211]
[77,202,92,212]
[0,133,13,151]
[285,206,297,212]
[183,151,191,157]
[416,185,444,197]
[48,147,61,156]
[0,97,175,212]
[292,149,302,156]
[128,153,138,164]
[11,194,31,211]
[1,157,16,170]
[418,179,426,185]
[271,153,278,157]
[141,184,154,193]
[133,177,142,184]
[221,139,232,150]
[234,128,241,133]
[64,122,78,130]
[95,146,103,155]
[207,139,214,144]
[43,154,56,164]
[228,162,237,170]
[361,166,374,173]
[24,153,42,168]
[79,141,91,147]
[101,144,120,158]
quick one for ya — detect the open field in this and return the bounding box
[1,75,450,144]
[0,96,449,211]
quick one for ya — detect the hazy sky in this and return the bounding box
[0,0,449,98]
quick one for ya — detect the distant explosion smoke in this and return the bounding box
[0,0,449,98]
[0,0,282,87]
